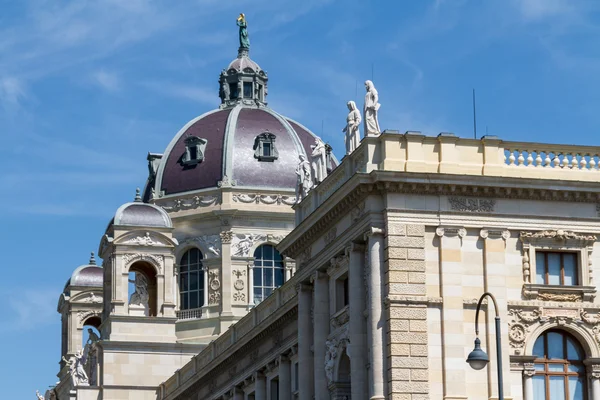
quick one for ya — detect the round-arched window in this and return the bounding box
[179,248,204,310]
[253,244,284,304]
[532,330,586,400]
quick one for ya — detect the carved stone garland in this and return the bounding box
[232,270,246,302]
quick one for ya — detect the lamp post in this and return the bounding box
[466,292,504,400]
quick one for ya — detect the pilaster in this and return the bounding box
[348,242,368,399]
[297,283,314,400]
[312,270,330,399]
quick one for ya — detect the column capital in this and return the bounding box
[220,230,233,244]
[523,362,536,377]
[347,242,366,253]
[436,226,466,238]
[309,270,328,283]
[480,228,510,240]
[295,282,312,293]
[364,227,385,240]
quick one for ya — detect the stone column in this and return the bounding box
[348,243,368,399]
[313,271,330,399]
[255,372,266,400]
[279,355,292,400]
[436,226,467,399]
[522,363,535,400]
[298,283,314,400]
[480,228,511,398]
[220,231,233,317]
[201,266,209,311]
[247,262,255,308]
[590,364,600,400]
[232,387,244,400]
[365,227,386,400]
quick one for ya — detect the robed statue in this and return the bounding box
[363,80,381,136]
[343,100,361,154]
[237,13,250,49]
[295,154,313,202]
[310,138,327,184]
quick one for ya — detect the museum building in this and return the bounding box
[43,17,600,400]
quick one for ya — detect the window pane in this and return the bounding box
[264,268,273,287]
[263,260,273,268]
[264,287,273,297]
[563,253,577,286]
[180,263,188,273]
[190,271,199,291]
[181,293,189,310]
[548,253,561,285]
[264,245,273,260]
[190,291,199,309]
[567,364,584,373]
[548,363,564,372]
[566,337,584,360]
[273,249,283,261]
[533,336,545,358]
[243,82,252,98]
[533,375,546,399]
[254,267,262,286]
[535,363,545,371]
[568,376,584,400]
[263,143,271,156]
[180,273,189,292]
[547,332,564,359]
[536,252,546,284]
[254,288,263,304]
[189,146,197,160]
[275,266,284,286]
[229,83,238,99]
[549,376,566,400]
[254,246,263,259]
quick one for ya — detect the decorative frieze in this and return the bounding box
[123,232,165,246]
[448,196,496,213]
[122,253,164,272]
[181,235,221,257]
[232,193,296,206]
[159,195,219,212]
[520,230,597,243]
[324,227,337,245]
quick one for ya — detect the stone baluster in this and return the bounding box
[508,149,516,166]
[544,151,551,167]
[571,152,579,169]
[589,154,597,170]
[562,153,569,168]
[517,149,525,166]
[535,150,542,167]
[297,283,314,400]
[526,150,533,166]
[553,153,561,168]
[312,271,330,399]
[365,227,386,400]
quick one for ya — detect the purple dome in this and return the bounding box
[154,105,337,197]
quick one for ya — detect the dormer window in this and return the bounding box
[243,82,253,98]
[182,136,208,166]
[254,132,278,162]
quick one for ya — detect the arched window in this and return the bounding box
[532,330,586,400]
[179,249,204,310]
[253,244,284,304]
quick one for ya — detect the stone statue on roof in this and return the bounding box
[364,80,381,136]
[237,13,250,50]
[343,100,361,154]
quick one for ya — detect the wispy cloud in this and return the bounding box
[92,70,120,92]
[511,0,573,22]
[2,288,57,332]
[0,76,27,110]
[142,81,217,105]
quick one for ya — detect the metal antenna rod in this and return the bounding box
[473,88,477,139]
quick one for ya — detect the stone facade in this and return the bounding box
[157,132,600,400]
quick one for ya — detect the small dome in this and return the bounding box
[112,189,172,228]
[227,56,262,74]
[64,253,103,291]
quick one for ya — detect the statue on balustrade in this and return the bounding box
[363,80,381,136]
[295,154,313,202]
[310,137,327,184]
[343,100,361,155]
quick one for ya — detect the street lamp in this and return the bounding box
[466,292,504,400]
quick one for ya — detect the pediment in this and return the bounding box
[113,230,176,247]
[70,291,103,304]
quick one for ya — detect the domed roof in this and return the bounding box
[112,189,172,228]
[154,105,336,197]
[64,253,103,290]
[227,55,263,74]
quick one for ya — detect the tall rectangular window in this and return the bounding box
[535,251,578,286]
[243,82,253,98]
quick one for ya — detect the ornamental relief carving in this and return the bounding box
[448,197,496,213]
[324,227,337,245]
[77,310,101,326]
[208,270,221,305]
[232,193,296,206]
[231,233,285,257]
[232,270,246,303]
[159,195,219,212]
[122,253,164,272]
[123,232,165,246]
[508,306,600,355]
[180,235,221,257]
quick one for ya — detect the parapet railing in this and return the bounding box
[175,308,203,320]
[295,131,600,224]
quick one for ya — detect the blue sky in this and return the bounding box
[1,0,600,396]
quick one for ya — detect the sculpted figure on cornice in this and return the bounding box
[311,137,328,184]
[62,349,89,387]
[232,233,285,257]
[343,100,361,155]
[295,154,313,202]
[123,232,165,246]
[363,80,381,137]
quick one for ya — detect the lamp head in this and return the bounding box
[466,337,489,370]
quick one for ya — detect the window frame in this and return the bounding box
[253,244,285,304]
[179,248,205,311]
[182,136,208,167]
[520,230,596,302]
[532,330,587,400]
[254,132,279,162]
[536,251,579,286]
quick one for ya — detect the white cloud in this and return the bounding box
[92,70,120,92]
[512,0,572,21]
[0,76,27,110]
[2,288,57,332]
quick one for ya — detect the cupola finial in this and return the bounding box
[236,13,250,57]
[134,188,142,202]
[89,252,96,265]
